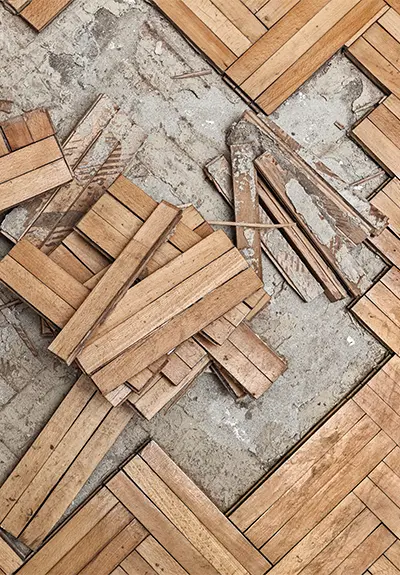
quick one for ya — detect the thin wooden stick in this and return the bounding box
[172,70,211,79]
[0,299,22,311]
[208,221,297,229]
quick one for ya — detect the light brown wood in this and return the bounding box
[0,537,22,575]
[20,0,75,31]
[121,550,158,575]
[0,137,62,185]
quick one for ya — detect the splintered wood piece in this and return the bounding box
[49,201,182,364]
[92,268,262,395]
[256,152,367,296]
[205,154,324,302]
[19,0,75,31]
[141,441,270,575]
[230,143,262,277]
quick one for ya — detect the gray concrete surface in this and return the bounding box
[0,0,390,514]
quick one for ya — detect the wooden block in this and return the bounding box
[356,476,400,538]
[20,405,133,549]
[383,354,400,383]
[369,369,400,415]
[107,471,221,575]
[200,0,267,43]
[371,179,400,236]
[380,7,400,43]
[161,353,192,385]
[0,537,22,575]
[151,0,237,70]
[352,296,400,354]
[63,232,110,274]
[353,118,400,177]
[364,23,400,76]
[141,441,271,575]
[354,383,400,445]
[23,109,55,140]
[367,281,400,330]
[345,4,390,46]
[49,244,93,284]
[20,0,75,31]
[370,556,400,575]
[231,143,262,277]
[0,375,94,523]
[387,541,400,571]
[16,489,118,575]
[257,0,302,26]
[1,116,33,151]
[0,137,62,185]
[92,267,262,394]
[371,229,400,267]
[136,536,188,575]
[121,551,158,575]
[49,201,182,364]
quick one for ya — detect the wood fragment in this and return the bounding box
[172,69,212,79]
[208,220,296,229]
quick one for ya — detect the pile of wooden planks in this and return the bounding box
[14,441,271,575]
[0,108,73,211]
[206,110,388,303]
[3,0,75,31]
[0,173,287,416]
[151,0,391,114]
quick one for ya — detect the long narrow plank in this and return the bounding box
[261,431,395,563]
[380,7,400,42]
[78,248,247,375]
[0,159,72,213]
[371,188,400,236]
[125,457,250,575]
[20,405,133,549]
[370,556,400,575]
[92,267,262,394]
[0,375,95,523]
[353,383,400,445]
[257,0,301,26]
[0,538,22,575]
[0,137,62,185]
[16,489,118,575]
[0,255,76,327]
[230,399,365,530]
[10,239,89,310]
[63,232,110,274]
[356,477,400,538]
[347,36,400,98]
[382,267,400,299]
[107,472,221,575]
[345,4,390,46]
[369,105,400,149]
[257,0,387,113]
[1,393,111,539]
[242,0,366,99]
[267,494,366,575]
[121,551,158,575]
[353,119,400,177]
[387,541,400,571]
[367,282,400,329]
[210,0,266,43]
[245,414,380,548]
[137,536,188,575]
[371,230,400,267]
[44,503,134,575]
[141,441,270,575]
[151,0,236,70]
[20,0,74,31]
[364,23,400,71]
[49,201,182,364]
[352,297,400,354]
[1,116,34,151]
[49,244,93,283]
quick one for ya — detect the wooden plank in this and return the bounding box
[353,118,400,177]
[92,267,262,394]
[63,232,110,274]
[49,201,182,364]
[371,188,400,236]
[257,0,301,26]
[371,230,400,267]
[23,109,55,141]
[230,399,365,530]
[364,23,400,72]
[208,0,266,43]
[370,556,400,575]
[181,0,252,56]
[0,132,9,158]
[136,536,188,575]
[151,0,236,70]
[16,489,118,575]
[1,116,34,151]
[10,239,89,310]
[380,7,400,44]
[369,105,400,149]
[257,0,388,113]
[121,550,158,575]
[231,143,262,277]
[78,247,247,375]
[385,95,400,120]
[345,4,390,46]
[356,477,400,538]
[369,369,400,415]
[261,431,395,563]
[1,392,111,540]
[381,267,400,299]
[20,0,74,31]
[141,441,271,575]
[347,36,400,98]
[352,297,400,354]
[107,471,221,575]
[0,375,94,524]
[354,383,400,445]
[0,158,72,213]
[266,494,367,575]
[367,282,400,329]
[329,525,396,575]
[0,537,22,575]
[20,405,133,549]
[49,244,93,284]
[42,503,134,575]
[161,354,192,385]
[383,354,400,383]
[175,338,208,368]
[245,414,380,547]
[0,255,76,328]
[0,137,62,185]
[387,541,400,571]
[125,457,250,575]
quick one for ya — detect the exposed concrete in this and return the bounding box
[0,0,389,514]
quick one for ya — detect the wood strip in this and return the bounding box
[257,0,301,26]
[369,369,400,416]
[1,393,111,540]
[371,230,400,267]
[49,201,182,364]
[16,489,118,575]
[63,232,110,274]
[136,536,188,575]
[0,158,72,213]
[49,245,93,284]
[121,551,158,575]
[352,296,400,354]
[370,556,400,575]
[345,4,390,46]
[23,109,55,141]
[107,471,221,575]
[0,537,22,575]
[1,116,34,151]
[0,375,94,523]
[231,143,262,277]
[364,23,400,72]
[379,7,400,44]
[386,541,400,571]
[209,0,266,43]
[20,405,133,549]
[151,0,236,70]
[261,431,394,563]
[0,137,62,185]
[20,0,75,31]
[79,247,247,375]
[381,266,400,299]
[352,118,400,177]
[141,441,271,575]
[367,282,400,330]
[92,267,262,394]
[354,383,400,445]
[371,185,400,236]
[385,95,400,120]
[257,0,387,113]
[125,457,250,575]
[356,477,400,538]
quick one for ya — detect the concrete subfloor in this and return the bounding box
[0,0,391,514]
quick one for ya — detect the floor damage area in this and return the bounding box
[1,0,400,573]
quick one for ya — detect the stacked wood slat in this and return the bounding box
[16,441,270,575]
